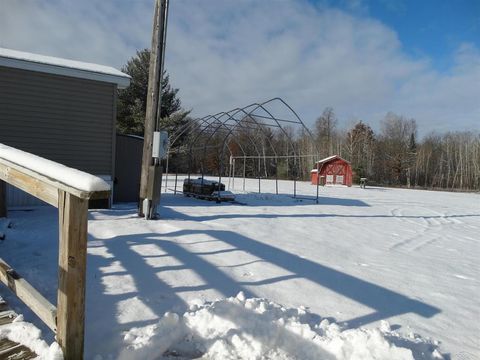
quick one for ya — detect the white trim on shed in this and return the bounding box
[0,47,130,88]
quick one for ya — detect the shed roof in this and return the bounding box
[0,47,131,88]
[315,155,350,165]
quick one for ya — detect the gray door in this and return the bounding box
[114,134,143,203]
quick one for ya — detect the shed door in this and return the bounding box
[336,175,344,184]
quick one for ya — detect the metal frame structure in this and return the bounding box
[164,97,322,202]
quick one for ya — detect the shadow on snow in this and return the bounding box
[86,203,446,358]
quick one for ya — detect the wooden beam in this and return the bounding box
[56,190,89,358]
[0,180,6,218]
[0,160,58,206]
[0,158,110,205]
[139,0,162,215]
[88,190,111,201]
[0,258,57,331]
[56,190,89,359]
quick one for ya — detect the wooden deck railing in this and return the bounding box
[0,152,110,359]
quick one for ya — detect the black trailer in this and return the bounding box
[183,178,235,202]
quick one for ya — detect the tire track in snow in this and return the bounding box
[389,207,429,251]
[388,206,460,252]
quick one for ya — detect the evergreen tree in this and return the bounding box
[117,49,189,136]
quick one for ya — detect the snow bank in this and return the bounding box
[120,293,443,360]
[0,315,63,359]
[0,143,110,192]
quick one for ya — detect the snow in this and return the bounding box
[0,143,111,192]
[315,155,348,164]
[119,293,441,360]
[0,314,63,359]
[0,177,479,359]
[0,47,130,88]
[211,190,236,200]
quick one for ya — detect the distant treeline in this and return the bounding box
[169,109,479,192]
[304,108,480,191]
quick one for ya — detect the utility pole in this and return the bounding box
[139,0,169,218]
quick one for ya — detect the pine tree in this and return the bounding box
[116,49,189,136]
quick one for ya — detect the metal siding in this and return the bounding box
[0,66,115,175]
[6,184,47,207]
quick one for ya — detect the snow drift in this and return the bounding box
[120,293,443,360]
[0,314,63,360]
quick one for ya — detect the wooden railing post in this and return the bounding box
[57,190,89,359]
[0,180,6,218]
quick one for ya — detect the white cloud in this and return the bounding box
[0,0,151,66]
[1,0,478,136]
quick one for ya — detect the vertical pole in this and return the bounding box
[243,156,246,192]
[174,170,178,195]
[164,151,170,193]
[316,162,320,204]
[57,191,88,360]
[293,156,298,198]
[139,0,169,216]
[0,180,6,218]
[188,149,194,183]
[218,153,223,203]
[227,159,232,190]
[286,157,289,179]
[232,158,236,190]
[275,159,278,195]
[258,157,261,194]
[139,0,162,215]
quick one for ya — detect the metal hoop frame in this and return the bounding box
[163,97,321,202]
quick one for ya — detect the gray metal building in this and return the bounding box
[0,48,130,206]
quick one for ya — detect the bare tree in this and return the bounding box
[315,107,338,158]
[344,121,376,181]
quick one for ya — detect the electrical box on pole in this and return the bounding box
[152,131,169,159]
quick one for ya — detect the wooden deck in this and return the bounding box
[0,298,37,359]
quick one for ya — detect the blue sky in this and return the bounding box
[0,0,479,136]
[328,0,480,71]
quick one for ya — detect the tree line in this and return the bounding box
[305,108,479,190]
[117,50,479,191]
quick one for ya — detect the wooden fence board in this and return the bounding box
[0,258,57,331]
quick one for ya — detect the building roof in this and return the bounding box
[315,155,350,165]
[0,47,131,88]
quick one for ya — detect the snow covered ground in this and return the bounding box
[0,177,479,359]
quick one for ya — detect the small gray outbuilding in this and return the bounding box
[0,48,130,207]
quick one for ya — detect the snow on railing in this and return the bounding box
[0,142,110,359]
[0,143,110,193]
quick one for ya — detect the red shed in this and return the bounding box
[311,155,352,187]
